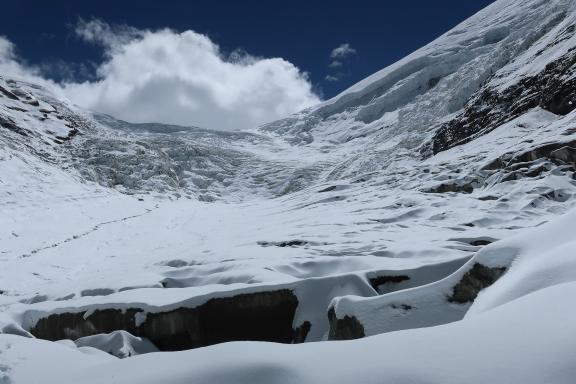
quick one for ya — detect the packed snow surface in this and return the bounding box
[2,0,576,382]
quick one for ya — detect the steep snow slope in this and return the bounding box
[2,0,576,382]
[262,0,573,178]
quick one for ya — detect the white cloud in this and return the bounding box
[0,22,321,131]
[61,21,320,131]
[328,60,342,68]
[330,43,356,59]
[0,36,31,79]
[0,36,64,92]
[326,43,356,82]
[74,19,142,51]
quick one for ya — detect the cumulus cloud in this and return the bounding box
[59,20,321,131]
[0,22,321,131]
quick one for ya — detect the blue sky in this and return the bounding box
[1,0,495,98]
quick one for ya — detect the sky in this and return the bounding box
[0,0,496,130]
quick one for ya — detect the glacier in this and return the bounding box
[2,0,576,382]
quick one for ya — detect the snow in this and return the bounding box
[4,281,576,384]
[0,334,114,384]
[1,0,576,382]
[469,208,576,315]
[75,331,158,358]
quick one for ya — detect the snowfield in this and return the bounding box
[2,0,576,382]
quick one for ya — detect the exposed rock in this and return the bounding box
[318,185,338,193]
[317,185,350,193]
[327,307,365,341]
[550,145,576,164]
[423,181,477,194]
[258,240,310,248]
[55,127,79,142]
[140,290,299,350]
[0,85,19,100]
[469,239,493,247]
[30,289,306,351]
[368,275,410,294]
[0,115,26,136]
[292,321,312,343]
[31,308,142,341]
[391,303,413,312]
[428,49,576,155]
[483,140,576,171]
[449,263,507,304]
[80,288,116,297]
[478,195,499,201]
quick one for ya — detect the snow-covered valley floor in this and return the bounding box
[2,0,576,382]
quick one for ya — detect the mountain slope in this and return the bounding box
[2,0,576,382]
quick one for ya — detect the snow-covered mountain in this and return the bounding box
[2,0,576,382]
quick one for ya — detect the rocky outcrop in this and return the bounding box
[257,240,325,248]
[484,140,576,171]
[0,83,20,100]
[428,48,576,155]
[0,115,26,136]
[449,263,507,304]
[292,321,312,344]
[368,275,410,294]
[30,289,308,351]
[327,307,365,341]
[423,182,475,194]
[468,239,493,247]
[31,308,142,341]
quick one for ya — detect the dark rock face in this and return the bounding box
[424,182,476,194]
[484,140,576,171]
[0,115,27,136]
[368,275,410,294]
[292,321,312,344]
[428,48,576,155]
[142,290,300,350]
[30,289,309,351]
[258,240,311,248]
[0,84,20,100]
[449,263,507,304]
[318,185,338,193]
[469,239,493,247]
[32,308,142,341]
[327,307,365,341]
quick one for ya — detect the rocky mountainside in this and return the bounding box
[2,0,576,383]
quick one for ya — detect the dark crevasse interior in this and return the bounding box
[30,289,307,351]
[327,307,365,341]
